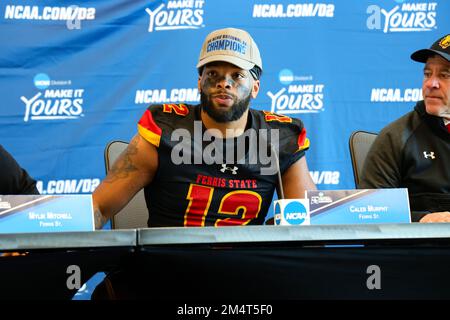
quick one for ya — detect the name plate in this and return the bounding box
[0,195,94,233]
[305,189,411,225]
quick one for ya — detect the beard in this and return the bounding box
[200,91,251,123]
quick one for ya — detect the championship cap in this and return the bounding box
[197,27,263,71]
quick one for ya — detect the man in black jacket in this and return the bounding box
[0,144,39,194]
[360,34,450,223]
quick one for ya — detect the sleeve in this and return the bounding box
[137,104,190,147]
[0,145,39,195]
[359,128,403,189]
[278,117,310,174]
[137,105,163,147]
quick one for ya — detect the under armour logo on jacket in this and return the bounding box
[220,164,238,175]
[423,151,436,159]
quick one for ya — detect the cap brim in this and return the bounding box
[411,49,450,63]
[196,54,255,71]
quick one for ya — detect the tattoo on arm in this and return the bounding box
[104,136,140,183]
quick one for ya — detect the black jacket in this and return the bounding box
[0,144,39,195]
[360,101,450,221]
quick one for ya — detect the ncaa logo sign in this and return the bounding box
[284,201,308,225]
[274,199,310,226]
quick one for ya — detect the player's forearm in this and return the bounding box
[92,182,118,229]
[92,189,122,229]
[93,205,110,229]
[92,187,134,229]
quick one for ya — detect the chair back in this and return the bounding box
[104,140,148,229]
[349,131,378,188]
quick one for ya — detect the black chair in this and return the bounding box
[349,131,378,188]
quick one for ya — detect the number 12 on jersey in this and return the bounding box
[184,184,262,227]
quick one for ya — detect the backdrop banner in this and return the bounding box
[1,0,448,297]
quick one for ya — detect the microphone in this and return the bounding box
[270,143,284,199]
[260,134,284,200]
[267,136,311,226]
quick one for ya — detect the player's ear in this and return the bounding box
[251,79,260,99]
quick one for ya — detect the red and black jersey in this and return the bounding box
[137,103,310,227]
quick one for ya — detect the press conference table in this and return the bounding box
[136,223,450,300]
[2,223,450,299]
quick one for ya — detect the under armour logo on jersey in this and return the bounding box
[220,164,238,175]
[423,151,436,159]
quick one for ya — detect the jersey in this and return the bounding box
[137,103,310,227]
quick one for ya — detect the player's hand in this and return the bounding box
[419,211,450,223]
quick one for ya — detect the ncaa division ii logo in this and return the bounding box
[21,73,84,122]
[268,69,325,115]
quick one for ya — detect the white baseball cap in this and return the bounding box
[197,28,263,71]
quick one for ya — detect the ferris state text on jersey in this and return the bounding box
[136,103,310,227]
